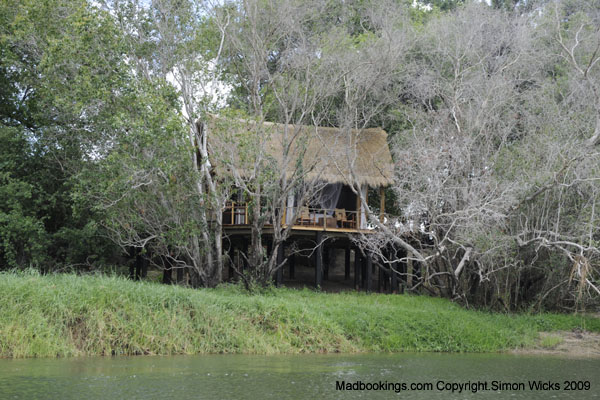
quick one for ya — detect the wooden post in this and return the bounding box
[323,247,330,281]
[228,246,235,281]
[289,252,295,279]
[282,206,286,226]
[361,252,367,288]
[315,232,323,288]
[391,262,398,294]
[379,187,385,223]
[266,240,273,284]
[344,245,350,280]
[275,243,284,287]
[366,252,372,292]
[242,238,249,271]
[231,201,235,225]
[354,251,361,290]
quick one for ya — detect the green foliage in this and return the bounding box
[539,335,563,349]
[0,127,47,267]
[0,0,160,270]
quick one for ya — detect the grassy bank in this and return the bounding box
[0,271,598,358]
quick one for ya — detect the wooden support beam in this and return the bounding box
[242,238,249,271]
[366,252,372,292]
[289,252,295,279]
[315,232,323,288]
[323,247,330,281]
[361,253,367,289]
[391,262,398,294]
[344,245,351,280]
[266,240,272,257]
[354,250,361,290]
[228,246,235,281]
[275,243,284,287]
[282,206,287,226]
[231,201,235,225]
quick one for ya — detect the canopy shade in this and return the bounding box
[199,116,394,187]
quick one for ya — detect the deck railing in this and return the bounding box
[222,202,248,226]
[222,203,360,230]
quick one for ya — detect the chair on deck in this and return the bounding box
[335,208,354,228]
[297,206,313,225]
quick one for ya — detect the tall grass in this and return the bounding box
[0,271,598,358]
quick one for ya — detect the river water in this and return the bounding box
[0,353,598,399]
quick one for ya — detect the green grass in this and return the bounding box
[0,271,598,358]
[539,335,564,349]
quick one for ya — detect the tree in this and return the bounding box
[352,2,600,310]
[0,0,128,270]
[215,0,349,286]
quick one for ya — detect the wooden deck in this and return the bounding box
[222,203,372,234]
[223,224,374,235]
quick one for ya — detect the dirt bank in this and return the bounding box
[516,330,600,358]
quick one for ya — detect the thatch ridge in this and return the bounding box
[200,115,394,187]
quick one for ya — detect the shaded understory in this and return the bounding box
[0,271,598,358]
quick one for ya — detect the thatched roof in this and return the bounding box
[200,116,394,187]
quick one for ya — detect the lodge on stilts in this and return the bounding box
[204,116,412,293]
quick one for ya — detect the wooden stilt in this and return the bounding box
[228,246,235,281]
[276,243,284,287]
[344,246,350,280]
[361,254,367,289]
[289,253,295,279]
[242,238,249,271]
[366,253,372,292]
[266,240,272,258]
[354,250,361,290]
[323,247,330,281]
[384,267,389,291]
[315,232,323,289]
